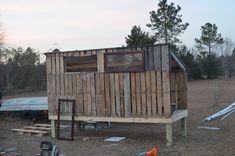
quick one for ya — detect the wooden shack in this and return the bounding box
[45,44,188,145]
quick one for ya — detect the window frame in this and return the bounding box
[104,51,145,73]
[64,55,98,73]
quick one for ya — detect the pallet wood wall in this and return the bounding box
[46,44,187,118]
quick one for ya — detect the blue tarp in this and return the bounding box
[0,96,48,112]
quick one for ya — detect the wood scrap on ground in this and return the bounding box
[197,126,221,131]
[11,124,51,137]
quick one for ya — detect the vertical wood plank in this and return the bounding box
[73,51,80,56]
[86,74,92,116]
[105,74,111,116]
[85,50,92,56]
[161,45,170,71]
[119,73,124,117]
[109,74,116,117]
[67,51,74,57]
[50,54,56,115]
[114,74,121,117]
[52,76,57,115]
[51,53,56,75]
[83,74,88,116]
[68,74,73,95]
[145,71,152,116]
[148,46,154,70]
[151,71,157,116]
[182,72,188,109]
[64,72,69,96]
[91,50,97,55]
[63,52,68,73]
[144,47,148,70]
[47,75,52,115]
[170,72,176,106]
[135,73,141,117]
[124,73,131,117]
[90,73,96,116]
[55,53,60,74]
[140,72,146,116]
[80,51,85,56]
[46,54,52,74]
[59,53,64,74]
[72,74,77,96]
[157,71,163,116]
[154,46,161,71]
[95,73,100,116]
[99,74,105,116]
[95,73,101,116]
[60,74,64,96]
[76,74,83,115]
[97,50,105,72]
[176,72,181,107]
[162,72,171,117]
[130,73,136,116]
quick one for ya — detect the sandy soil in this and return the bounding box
[1,78,235,156]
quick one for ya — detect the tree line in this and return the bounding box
[0,0,235,93]
[125,0,235,80]
[0,47,46,93]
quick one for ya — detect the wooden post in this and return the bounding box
[97,50,105,72]
[181,117,187,137]
[166,123,172,146]
[76,121,81,135]
[51,120,56,138]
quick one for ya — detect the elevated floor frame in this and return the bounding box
[49,110,188,146]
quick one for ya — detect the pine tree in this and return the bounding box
[147,0,189,45]
[125,25,156,47]
[195,23,223,54]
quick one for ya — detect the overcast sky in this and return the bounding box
[0,0,235,53]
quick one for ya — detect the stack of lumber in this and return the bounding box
[12,124,51,137]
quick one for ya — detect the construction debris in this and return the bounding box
[197,126,221,131]
[102,144,119,147]
[104,137,126,142]
[221,109,235,120]
[0,147,20,156]
[135,147,158,156]
[12,124,51,137]
[204,102,235,122]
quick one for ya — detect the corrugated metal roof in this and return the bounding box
[0,96,48,111]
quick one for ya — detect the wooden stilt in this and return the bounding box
[181,117,187,137]
[51,120,56,138]
[77,121,81,133]
[166,123,172,146]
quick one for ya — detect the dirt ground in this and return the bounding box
[1,78,235,156]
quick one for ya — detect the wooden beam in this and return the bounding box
[170,51,186,71]
[166,123,173,146]
[49,110,188,124]
[181,117,187,137]
[51,120,56,138]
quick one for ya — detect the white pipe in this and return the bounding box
[221,109,235,121]
[204,102,235,122]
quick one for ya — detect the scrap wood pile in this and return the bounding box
[0,147,20,156]
[204,102,235,122]
[12,124,51,137]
